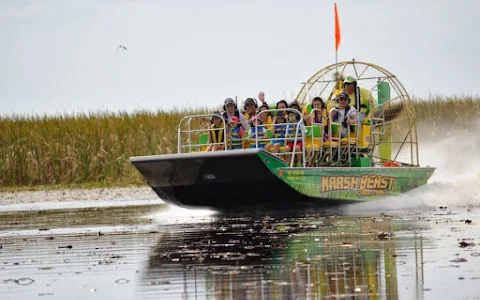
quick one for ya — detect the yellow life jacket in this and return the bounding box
[209,123,224,144]
[244,111,257,120]
[348,87,372,114]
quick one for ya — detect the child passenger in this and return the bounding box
[206,114,225,152]
[227,116,244,150]
[258,103,273,131]
[304,97,327,126]
[264,111,287,154]
[248,116,268,149]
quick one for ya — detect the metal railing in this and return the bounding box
[255,108,306,167]
[304,108,325,167]
[323,108,360,166]
[176,110,314,168]
[177,114,228,153]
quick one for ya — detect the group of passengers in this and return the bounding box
[206,97,306,156]
[206,76,376,160]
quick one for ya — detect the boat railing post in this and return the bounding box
[345,123,355,166]
[301,118,306,168]
[186,118,192,152]
[177,116,190,153]
[218,113,228,151]
[296,113,306,168]
[353,107,362,162]
[286,108,301,168]
[177,121,182,153]
[327,109,333,165]
[328,108,341,166]
[286,109,295,167]
[309,108,325,167]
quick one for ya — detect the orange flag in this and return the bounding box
[334,3,341,51]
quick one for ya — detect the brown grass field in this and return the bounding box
[1,97,479,188]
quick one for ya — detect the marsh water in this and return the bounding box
[1,186,480,300]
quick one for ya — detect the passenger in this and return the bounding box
[285,110,306,165]
[343,76,377,124]
[276,99,288,118]
[276,99,288,110]
[289,101,302,113]
[264,111,287,153]
[206,113,225,152]
[330,92,357,138]
[304,97,328,167]
[248,116,268,149]
[226,116,244,150]
[243,98,258,120]
[304,97,327,126]
[222,98,250,131]
[258,102,273,131]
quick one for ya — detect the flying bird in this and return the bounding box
[117,45,127,51]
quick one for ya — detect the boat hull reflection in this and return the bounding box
[141,217,426,299]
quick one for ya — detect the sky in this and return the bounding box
[1,0,479,116]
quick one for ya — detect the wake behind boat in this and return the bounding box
[130,61,435,210]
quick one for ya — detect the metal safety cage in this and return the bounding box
[295,60,419,167]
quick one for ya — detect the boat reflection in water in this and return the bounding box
[141,216,426,299]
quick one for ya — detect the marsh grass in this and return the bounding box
[412,95,480,140]
[1,97,479,188]
[0,109,207,187]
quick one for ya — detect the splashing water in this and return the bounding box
[345,127,480,214]
[149,204,216,225]
[416,126,480,207]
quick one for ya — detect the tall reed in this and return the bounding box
[1,98,478,188]
[412,95,480,140]
[0,109,206,187]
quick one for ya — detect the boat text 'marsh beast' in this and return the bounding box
[130,61,435,210]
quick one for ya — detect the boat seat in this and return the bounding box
[322,141,338,147]
[199,133,209,152]
[340,137,357,145]
[305,125,323,151]
[267,146,285,152]
[305,140,321,151]
[266,129,272,139]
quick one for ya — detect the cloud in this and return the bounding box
[1,1,56,19]
[1,0,479,116]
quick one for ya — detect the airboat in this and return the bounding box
[130,61,435,210]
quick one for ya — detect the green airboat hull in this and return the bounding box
[130,149,434,210]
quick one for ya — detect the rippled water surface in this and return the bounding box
[1,198,480,300]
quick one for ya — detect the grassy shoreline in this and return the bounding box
[1,98,479,189]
